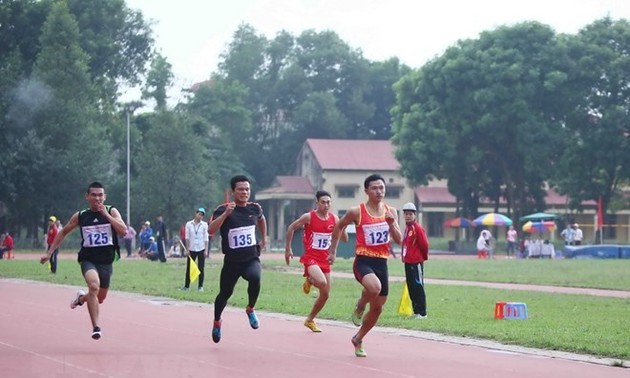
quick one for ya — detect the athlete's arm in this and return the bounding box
[328,206,359,265]
[285,212,310,265]
[40,212,79,264]
[386,206,403,244]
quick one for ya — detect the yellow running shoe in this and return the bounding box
[302,278,312,294]
[303,320,322,332]
[351,305,364,327]
[351,335,367,357]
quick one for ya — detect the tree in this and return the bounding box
[552,17,630,216]
[142,53,174,110]
[392,22,571,220]
[133,111,219,226]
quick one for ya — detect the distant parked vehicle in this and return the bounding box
[563,245,630,259]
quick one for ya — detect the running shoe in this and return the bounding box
[246,307,259,329]
[198,287,204,292]
[212,320,222,343]
[351,304,364,327]
[302,278,312,294]
[351,335,367,357]
[415,314,428,319]
[303,320,322,333]
[91,326,101,340]
[70,290,86,309]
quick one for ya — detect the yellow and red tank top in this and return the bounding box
[355,203,391,259]
[303,210,336,256]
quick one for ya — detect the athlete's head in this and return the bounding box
[230,175,250,191]
[315,190,332,212]
[364,174,385,190]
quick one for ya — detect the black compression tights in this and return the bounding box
[214,258,261,321]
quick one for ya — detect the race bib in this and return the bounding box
[82,224,114,248]
[311,232,332,250]
[362,222,390,246]
[228,225,256,249]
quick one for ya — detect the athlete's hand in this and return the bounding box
[284,248,293,265]
[224,202,236,216]
[40,254,50,264]
[385,207,397,225]
[327,253,336,265]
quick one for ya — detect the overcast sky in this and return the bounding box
[124,0,630,104]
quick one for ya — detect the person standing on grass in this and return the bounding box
[182,207,209,291]
[506,225,517,259]
[328,173,402,357]
[47,216,60,273]
[400,202,429,319]
[40,181,127,340]
[285,190,348,332]
[208,175,267,344]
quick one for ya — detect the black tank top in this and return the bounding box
[78,206,120,264]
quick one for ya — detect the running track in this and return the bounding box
[1,279,627,377]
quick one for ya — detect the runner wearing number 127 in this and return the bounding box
[208,175,267,344]
[329,174,402,357]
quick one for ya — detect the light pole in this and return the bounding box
[124,101,142,226]
[126,109,131,226]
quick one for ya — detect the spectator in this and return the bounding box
[476,230,491,259]
[47,216,60,272]
[573,224,583,245]
[123,225,137,257]
[506,225,517,259]
[560,224,575,245]
[142,236,159,261]
[0,231,14,259]
[400,202,429,318]
[182,208,209,291]
[155,215,168,263]
[139,221,153,252]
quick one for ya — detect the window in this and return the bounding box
[384,187,401,199]
[337,186,357,198]
[427,212,444,237]
[603,214,617,239]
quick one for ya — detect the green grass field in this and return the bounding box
[1,253,629,362]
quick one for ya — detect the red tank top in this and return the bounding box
[355,203,391,258]
[303,210,336,255]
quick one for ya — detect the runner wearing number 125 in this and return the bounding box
[40,182,127,340]
[328,174,402,357]
[208,175,267,344]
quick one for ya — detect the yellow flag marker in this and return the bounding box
[188,256,201,282]
[398,283,413,316]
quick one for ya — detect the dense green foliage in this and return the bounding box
[0,1,628,252]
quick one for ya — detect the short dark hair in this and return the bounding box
[230,175,250,190]
[364,174,385,189]
[315,190,331,200]
[87,181,104,193]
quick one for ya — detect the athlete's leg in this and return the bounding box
[213,262,241,321]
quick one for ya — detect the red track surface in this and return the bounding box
[1,279,627,378]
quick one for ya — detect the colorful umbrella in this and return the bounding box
[522,221,556,233]
[443,217,475,228]
[519,212,558,222]
[473,213,513,226]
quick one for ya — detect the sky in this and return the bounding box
[124,0,630,104]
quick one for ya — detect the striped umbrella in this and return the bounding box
[472,213,513,226]
[443,217,475,228]
[522,221,556,233]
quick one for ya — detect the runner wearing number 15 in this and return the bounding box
[285,190,348,333]
[328,174,402,357]
[208,175,267,343]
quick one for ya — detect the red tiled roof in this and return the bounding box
[306,139,399,171]
[257,176,313,195]
[414,186,595,207]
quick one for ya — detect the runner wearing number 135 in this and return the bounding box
[328,174,402,357]
[208,175,267,343]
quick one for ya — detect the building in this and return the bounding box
[256,138,630,245]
